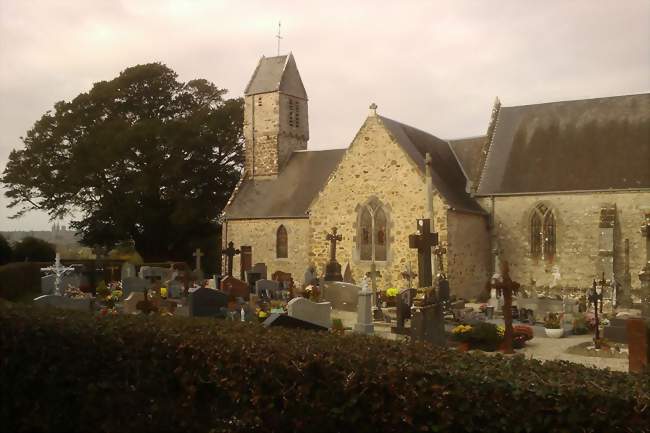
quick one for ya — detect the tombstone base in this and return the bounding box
[324,260,343,282]
[354,323,374,334]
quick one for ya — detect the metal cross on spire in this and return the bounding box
[276,21,283,56]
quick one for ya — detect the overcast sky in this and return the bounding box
[1,0,648,231]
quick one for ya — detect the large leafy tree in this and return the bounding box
[2,63,243,266]
[12,237,56,262]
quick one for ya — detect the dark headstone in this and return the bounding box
[250,263,268,280]
[188,287,228,317]
[221,275,250,301]
[603,317,630,344]
[627,318,648,373]
[395,288,417,329]
[411,303,446,347]
[255,279,279,299]
[262,313,328,331]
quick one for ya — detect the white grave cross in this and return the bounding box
[41,253,75,296]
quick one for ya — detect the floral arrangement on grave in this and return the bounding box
[95,281,110,299]
[451,324,473,343]
[303,285,313,299]
[544,313,562,329]
[256,308,268,321]
[64,285,91,299]
[386,287,399,297]
[451,323,504,351]
[160,287,168,299]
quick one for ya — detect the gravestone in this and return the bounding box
[628,317,649,373]
[603,317,634,344]
[395,288,417,330]
[122,276,149,298]
[262,314,328,331]
[303,266,318,288]
[255,279,279,299]
[188,287,228,317]
[41,274,81,295]
[33,294,93,312]
[324,227,343,281]
[343,263,354,284]
[354,278,374,334]
[139,266,171,282]
[409,219,438,288]
[321,281,360,312]
[287,297,332,329]
[121,262,137,280]
[411,303,446,346]
[123,292,145,314]
[221,275,250,301]
[248,263,268,281]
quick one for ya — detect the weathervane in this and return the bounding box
[276,21,283,56]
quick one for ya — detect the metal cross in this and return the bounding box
[326,227,342,263]
[222,242,240,277]
[276,21,283,56]
[41,253,75,296]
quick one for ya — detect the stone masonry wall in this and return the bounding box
[224,218,311,284]
[308,115,449,290]
[244,93,280,177]
[479,191,650,289]
[446,211,491,299]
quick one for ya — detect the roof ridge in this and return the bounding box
[476,99,502,193]
[502,92,650,109]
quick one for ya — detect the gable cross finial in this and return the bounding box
[369,102,378,116]
[276,21,283,56]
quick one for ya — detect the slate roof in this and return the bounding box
[477,93,650,195]
[223,149,345,219]
[448,135,487,187]
[378,116,486,214]
[244,53,307,98]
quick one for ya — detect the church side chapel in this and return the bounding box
[223,52,649,312]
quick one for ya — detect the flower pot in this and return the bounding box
[545,328,564,338]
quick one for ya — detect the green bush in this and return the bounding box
[12,236,56,262]
[0,262,46,301]
[0,234,12,265]
[0,301,648,433]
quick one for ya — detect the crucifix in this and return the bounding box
[193,248,204,272]
[276,21,283,56]
[41,253,75,296]
[324,227,343,281]
[366,261,381,308]
[222,241,240,277]
[408,219,438,288]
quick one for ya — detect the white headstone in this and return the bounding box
[287,297,332,329]
[354,278,374,334]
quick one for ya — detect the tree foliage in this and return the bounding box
[2,63,243,263]
[11,237,56,262]
[0,235,12,265]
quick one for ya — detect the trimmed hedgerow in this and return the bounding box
[0,262,46,302]
[0,301,648,433]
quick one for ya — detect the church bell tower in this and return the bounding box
[243,53,309,178]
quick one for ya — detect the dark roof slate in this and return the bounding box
[223,149,345,219]
[244,53,307,98]
[379,116,486,214]
[448,135,487,187]
[477,93,650,195]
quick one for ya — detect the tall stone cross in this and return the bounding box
[366,262,381,308]
[408,219,438,288]
[193,248,204,272]
[222,241,240,277]
[41,253,75,296]
[324,227,343,281]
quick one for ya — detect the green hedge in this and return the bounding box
[0,262,47,301]
[1,302,648,433]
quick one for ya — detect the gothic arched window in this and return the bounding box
[276,225,288,259]
[531,203,556,261]
[357,199,389,262]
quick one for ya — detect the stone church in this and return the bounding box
[222,53,650,300]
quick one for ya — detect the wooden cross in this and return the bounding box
[408,219,438,288]
[222,241,240,277]
[326,227,342,263]
[193,248,204,271]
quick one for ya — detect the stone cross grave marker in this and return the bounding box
[365,262,381,308]
[40,253,76,296]
[121,262,136,280]
[193,248,204,271]
[354,277,374,334]
[324,227,343,281]
[222,242,240,277]
[408,219,438,288]
[493,260,520,354]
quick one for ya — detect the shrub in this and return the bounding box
[0,234,12,265]
[545,313,562,329]
[12,236,56,262]
[0,262,46,301]
[1,301,648,433]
